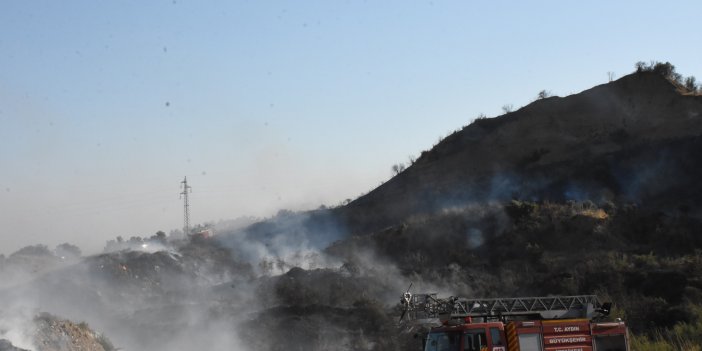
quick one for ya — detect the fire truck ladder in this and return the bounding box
[401,293,608,322]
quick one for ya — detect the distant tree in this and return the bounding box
[333,199,351,207]
[652,61,675,77]
[128,236,143,245]
[169,229,184,239]
[607,71,616,82]
[391,163,406,175]
[685,76,698,92]
[651,61,683,83]
[151,230,167,244]
[536,90,552,99]
[435,134,445,146]
[634,61,687,85]
[672,73,683,84]
[502,104,514,113]
[55,243,82,258]
[475,113,487,120]
[11,244,52,257]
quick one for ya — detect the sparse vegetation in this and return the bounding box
[536,90,552,99]
[11,244,53,257]
[55,242,82,258]
[630,328,702,351]
[634,60,698,93]
[685,76,698,93]
[391,163,406,175]
[332,199,702,346]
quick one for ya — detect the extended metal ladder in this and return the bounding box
[402,293,604,321]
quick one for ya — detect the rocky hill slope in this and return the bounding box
[338,70,702,234]
[209,66,702,350]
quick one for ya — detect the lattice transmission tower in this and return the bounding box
[180,176,192,235]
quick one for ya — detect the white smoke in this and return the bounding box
[0,307,37,350]
[217,210,346,276]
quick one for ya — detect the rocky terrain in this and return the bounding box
[0,313,113,351]
[1,62,702,350]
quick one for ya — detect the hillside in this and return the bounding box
[338,71,702,234]
[210,67,702,349]
[215,67,702,349]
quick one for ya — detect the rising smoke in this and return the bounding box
[0,205,419,350]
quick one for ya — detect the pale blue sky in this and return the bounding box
[1,0,701,254]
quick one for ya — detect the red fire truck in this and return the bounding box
[400,292,629,351]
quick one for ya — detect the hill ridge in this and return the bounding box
[338,71,702,234]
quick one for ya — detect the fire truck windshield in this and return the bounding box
[424,331,461,351]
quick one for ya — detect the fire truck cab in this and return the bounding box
[423,319,628,351]
[423,321,503,351]
[400,294,629,351]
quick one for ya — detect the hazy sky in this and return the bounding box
[1,0,701,255]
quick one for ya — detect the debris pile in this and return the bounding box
[0,313,114,351]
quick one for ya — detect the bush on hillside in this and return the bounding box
[685,76,698,93]
[633,60,698,89]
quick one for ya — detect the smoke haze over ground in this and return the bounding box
[0,211,413,350]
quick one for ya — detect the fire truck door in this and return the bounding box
[518,334,543,351]
[463,330,488,351]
